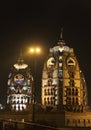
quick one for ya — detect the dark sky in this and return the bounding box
[0,0,91,106]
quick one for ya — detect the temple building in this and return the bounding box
[41,32,91,127]
[42,32,88,111]
[7,53,33,111]
[0,32,91,129]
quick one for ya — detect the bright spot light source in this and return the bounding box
[29,47,41,54]
[29,48,35,53]
[36,48,41,53]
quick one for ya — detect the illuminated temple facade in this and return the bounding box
[0,32,90,128]
[41,32,91,127]
[7,54,33,111]
[42,34,88,112]
[41,33,91,127]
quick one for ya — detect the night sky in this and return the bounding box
[0,1,91,107]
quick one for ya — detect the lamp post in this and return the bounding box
[29,47,41,122]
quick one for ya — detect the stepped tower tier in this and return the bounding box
[41,33,88,112]
[7,52,33,112]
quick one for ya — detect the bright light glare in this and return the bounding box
[29,47,41,54]
[36,48,40,53]
[29,48,35,53]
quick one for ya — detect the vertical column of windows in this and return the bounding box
[68,71,75,87]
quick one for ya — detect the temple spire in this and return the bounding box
[60,27,63,40]
[18,48,24,64]
[57,26,65,46]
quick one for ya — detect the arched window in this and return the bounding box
[72,97,75,105]
[75,89,78,96]
[72,88,74,96]
[76,98,78,105]
[48,80,52,86]
[44,89,47,95]
[44,98,46,105]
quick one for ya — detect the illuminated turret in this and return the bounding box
[41,32,88,112]
[7,52,33,111]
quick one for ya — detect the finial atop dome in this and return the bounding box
[57,26,65,46]
[14,48,28,69]
[18,48,24,64]
[60,27,63,40]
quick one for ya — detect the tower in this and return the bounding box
[41,31,88,112]
[7,52,33,112]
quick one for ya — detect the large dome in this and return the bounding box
[41,34,88,112]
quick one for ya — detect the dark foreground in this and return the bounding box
[0,120,91,130]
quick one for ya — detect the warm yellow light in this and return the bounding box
[29,48,35,53]
[36,48,41,53]
[29,47,41,54]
